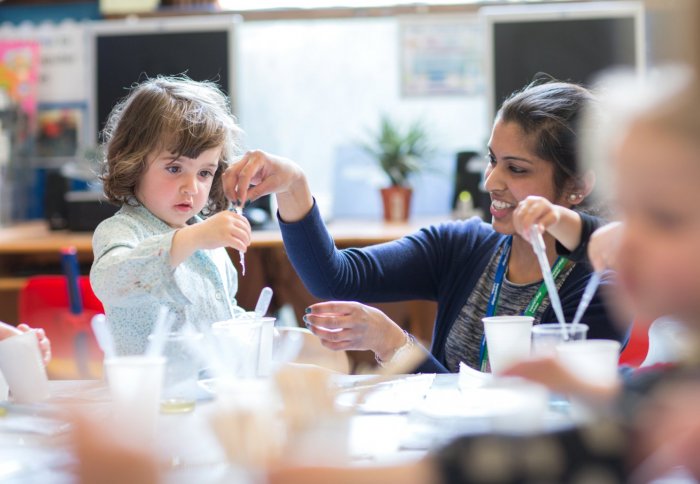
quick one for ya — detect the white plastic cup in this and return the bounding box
[482,316,534,374]
[0,331,49,403]
[531,323,589,356]
[555,340,621,386]
[104,356,165,442]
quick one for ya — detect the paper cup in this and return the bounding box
[104,356,165,442]
[531,323,589,356]
[482,316,534,374]
[555,340,621,386]
[0,331,49,403]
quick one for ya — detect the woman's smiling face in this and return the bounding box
[484,119,570,235]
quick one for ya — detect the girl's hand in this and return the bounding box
[0,322,51,365]
[192,210,252,252]
[304,302,408,361]
[502,357,584,395]
[513,196,562,242]
[223,150,313,223]
[502,357,619,403]
[17,324,52,365]
[0,321,20,341]
[170,211,251,267]
[588,222,623,272]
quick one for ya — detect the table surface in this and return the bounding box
[0,373,576,483]
[0,217,446,254]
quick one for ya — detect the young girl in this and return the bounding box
[90,76,251,355]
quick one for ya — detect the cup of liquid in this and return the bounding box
[149,331,203,414]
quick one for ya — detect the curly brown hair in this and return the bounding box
[100,75,242,215]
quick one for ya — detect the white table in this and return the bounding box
[0,374,575,483]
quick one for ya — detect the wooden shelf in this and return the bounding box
[0,278,26,291]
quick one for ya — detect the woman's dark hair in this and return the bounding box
[497,76,595,198]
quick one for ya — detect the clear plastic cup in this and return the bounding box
[482,316,534,374]
[531,323,589,356]
[0,331,49,403]
[149,332,202,414]
[104,355,165,443]
[555,340,621,386]
[212,316,275,378]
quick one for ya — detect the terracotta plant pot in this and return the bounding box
[380,186,413,222]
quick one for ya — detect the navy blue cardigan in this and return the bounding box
[279,202,623,373]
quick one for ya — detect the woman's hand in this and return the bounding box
[170,211,251,267]
[513,195,583,251]
[223,150,313,223]
[587,222,623,272]
[304,302,407,361]
[0,322,51,365]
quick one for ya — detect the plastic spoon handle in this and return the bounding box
[571,272,601,329]
[530,226,568,339]
[254,287,273,317]
[91,314,116,359]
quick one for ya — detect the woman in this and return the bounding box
[224,79,624,373]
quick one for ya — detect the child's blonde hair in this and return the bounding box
[100,75,242,214]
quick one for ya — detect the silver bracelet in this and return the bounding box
[375,330,415,368]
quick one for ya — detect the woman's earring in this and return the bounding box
[568,193,582,203]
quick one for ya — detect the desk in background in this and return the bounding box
[0,219,440,360]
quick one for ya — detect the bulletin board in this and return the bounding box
[0,20,89,162]
[399,14,484,97]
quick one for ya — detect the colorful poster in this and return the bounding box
[0,41,40,117]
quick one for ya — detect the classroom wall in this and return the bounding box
[236,16,488,218]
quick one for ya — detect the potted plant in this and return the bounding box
[361,115,432,222]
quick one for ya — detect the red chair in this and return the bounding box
[619,320,650,367]
[18,276,105,379]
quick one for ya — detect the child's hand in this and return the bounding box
[0,322,51,364]
[588,222,623,272]
[192,210,251,253]
[17,324,51,364]
[170,211,251,267]
[513,196,564,242]
[502,356,582,395]
[502,356,619,403]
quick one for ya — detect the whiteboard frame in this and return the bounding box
[481,1,646,126]
[85,14,241,145]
